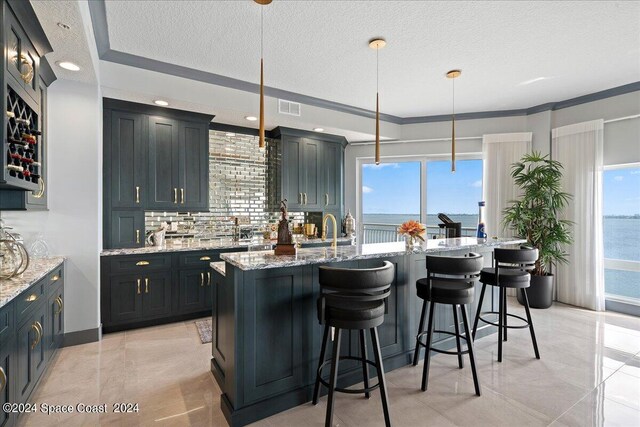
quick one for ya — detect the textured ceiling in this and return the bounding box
[31,0,97,84]
[103,0,640,117]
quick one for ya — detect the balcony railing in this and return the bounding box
[362,223,477,244]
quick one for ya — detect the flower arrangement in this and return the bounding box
[398,220,426,247]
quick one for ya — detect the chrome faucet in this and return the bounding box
[322,213,338,248]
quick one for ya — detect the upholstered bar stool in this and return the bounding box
[313,261,395,427]
[412,253,483,396]
[471,247,540,362]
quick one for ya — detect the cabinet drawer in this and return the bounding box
[0,301,14,348]
[109,254,172,274]
[15,278,46,326]
[47,264,63,293]
[178,251,220,268]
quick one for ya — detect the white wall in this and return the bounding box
[3,79,102,334]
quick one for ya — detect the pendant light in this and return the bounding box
[369,38,386,165]
[446,69,461,172]
[255,0,271,148]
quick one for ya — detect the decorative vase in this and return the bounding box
[405,235,417,249]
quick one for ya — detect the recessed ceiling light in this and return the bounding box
[225,132,236,137]
[57,61,80,71]
[57,22,71,30]
[245,116,258,121]
[154,100,169,106]
[313,127,324,132]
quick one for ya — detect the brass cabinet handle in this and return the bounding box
[325,193,329,206]
[145,278,149,293]
[55,296,64,314]
[207,272,211,286]
[136,261,150,266]
[299,193,302,204]
[25,293,38,302]
[136,229,140,244]
[181,188,185,204]
[35,321,43,345]
[0,366,6,392]
[304,193,308,205]
[33,177,45,198]
[200,272,205,287]
[199,256,211,261]
[31,323,40,349]
[174,188,178,204]
[52,274,60,281]
[136,278,141,295]
[136,186,140,204]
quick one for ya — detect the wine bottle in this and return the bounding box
[15,118,29,126]
[6,111,15,119]
[7,164,23,172]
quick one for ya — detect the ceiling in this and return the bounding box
[100,0,640,118]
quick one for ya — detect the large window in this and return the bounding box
[603,165,640,304]
[360,157,483,243]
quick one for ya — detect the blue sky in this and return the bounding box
[603,167,640,216]
[362,160,483,215]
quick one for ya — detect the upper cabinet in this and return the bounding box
[270,127,346,214]
[103,99,213,249]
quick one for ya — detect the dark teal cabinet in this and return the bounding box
[109,111,146,209]
[322,141,343,211]
[142,271,172,318]
[178,269,209,314]
[178,121,209,211]
[110,210,144,249]
[109,275,143,324]
[15,304,45,405]
[281,135,303,209]
[148,116,180,210]
[0,329,14,427]
[46,285,64,361]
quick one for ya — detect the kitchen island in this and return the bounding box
[211,237,525,426]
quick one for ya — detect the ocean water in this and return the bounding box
[363,214,640,300]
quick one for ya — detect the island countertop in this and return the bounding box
[0,256,65,309]
[219,237,526,271]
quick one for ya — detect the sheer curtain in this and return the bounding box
[552,120,605,311]
[482,133,532,239]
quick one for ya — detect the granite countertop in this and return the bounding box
[0,256,65,309]
[100,237,353,257]
[211,261,226,277]
[220,237,526,271]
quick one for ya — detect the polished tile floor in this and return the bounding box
[18,299,640,427]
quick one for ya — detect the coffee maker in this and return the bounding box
[437,213,461,238]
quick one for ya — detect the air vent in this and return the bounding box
[278,99,301,116]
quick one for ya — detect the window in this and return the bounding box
[362,161,421,243]
[359,157,482,243]
[603,165,640,305]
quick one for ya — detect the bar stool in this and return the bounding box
[313,261,395,427]
[412,253,483,396]
[471,247,540,362]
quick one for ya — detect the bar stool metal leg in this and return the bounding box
[452,305,464,369]
[503,288,508,342]
[461,304,481,396]
[413,300,427,366]
[370,327,391,427]
[325,328,342,427]
[521,289,541,359]
[472,283,487,340]
[359,329,371,399]
[498,287,504,363]
[421,301,436,392]
[313,324,330,405]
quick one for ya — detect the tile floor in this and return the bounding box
[17,298,640,427]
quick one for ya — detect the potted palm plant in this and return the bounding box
[502,152,573,309]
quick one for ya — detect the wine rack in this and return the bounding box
[5,85,40,189]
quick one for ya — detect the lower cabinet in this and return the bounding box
[178,269,212,314]
[0,263,65,427]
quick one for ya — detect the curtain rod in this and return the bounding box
[604,114,640,124]
[350,136,481,146]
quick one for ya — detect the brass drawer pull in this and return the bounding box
[200,272,205,287]
[52,274,60,281]
[25,293,38,302]
[137,279,141,295]
[136,261,150,266]
[199,256,211,261]
[145,278,149,293]
[174,188,178,204]
[136,186,140,204]
[0,366,6,392]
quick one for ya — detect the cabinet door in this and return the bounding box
[15,317,38,403]
[178,121,208,211]
[323,142,343,211]
[109,275,144,323]
[301,139,323,209]
[178,269,207,314]
[26,78,47,209]
[110,111,145,208]
[148,117,180,210]
[46,286,64,360]
[0,338,14,427]
[142,272,172,318]
[110,210,144,249]
[5,11,27,91]
[19,38,39,104]
[281,136,303,209]
[32,306,47,384]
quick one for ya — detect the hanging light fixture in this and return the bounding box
[369,38,386,165]
[446,69,461,172]
[255,0,272,148]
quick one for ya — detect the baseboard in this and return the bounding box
[102,310,210,334]
[606,299,640,317]
[63,327,101,347]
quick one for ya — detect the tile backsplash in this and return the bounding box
[145,130,306,241]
